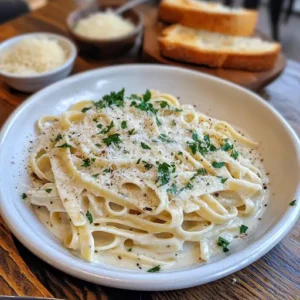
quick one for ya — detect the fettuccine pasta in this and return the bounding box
[26,89,267,272]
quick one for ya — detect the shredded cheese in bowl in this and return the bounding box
[74,11,135,40]
[0,37,67,75]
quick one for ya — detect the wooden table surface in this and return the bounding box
[0,1,299,299]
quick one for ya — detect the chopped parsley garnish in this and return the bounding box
[167,183,178,195]
[289,199,297,206]
[92,173,100,178]
[160,101,169,108]
[187,142,198,154]
[94,88,125,109]
[130,90,157,114]
[221,139,234,151]
[97,124,103,129]
[121,121,127,129]
[188,133,213,156]
[210,144,217,151]
[190,168,207,180]
[129,94,142,101]
[240,225,248,234]
[95,143,101,148]
[86,210,93,224]
[141,142,151,150]
[178,151,183,155]
[22,193,27,200]
[156,117,161,126]
[157,162,172,186]
[217,236,230,252]
[128,129,135,135]
[132,100,157,114]
[92,118,98,123]
[147,265,161,273]
[173,108,183,112]
[136,158,141,164]
[159,134,173,143]
[143,89,151,102]
[81,107,91,113]
[231,150,239,160]
[127,248,132,252]
[55,133,62,141]
[218,176,228,184]
[185,182,193,190]
[212,161,226,168]
[81,158,96,168]
[103,168,111,173]
[100,121,114,134]
[57,143,72,148]
[103,133,121,146]
[143,161,153,170]
[45,189,52,193]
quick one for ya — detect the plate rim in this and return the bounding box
[0,64,299,291]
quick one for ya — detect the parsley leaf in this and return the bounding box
[128,129,135,135]
[190,168,207,180]
[217,176,228,184]
[133,101,157,114]
[92,173,100,178]
[167,183,178,195]
[81,107,91,113]
[45,189,52,193]
[147,265,161,273]
[156,117,161,126]
[187,142,198,154]
[159,134,173,143]
[143,161,153,170]
[103,168,111,173]
[217,236,230,252]
[231,150,239,160]
[240,225,248,234]
[57,143,72,148]
[178,151,183,155]
[212,161,226,168]
[22,193,27,199]
[192,131,199,142]
[103,133,121,146]
[185,182,193,190]
[127,248,132,252]
[81,158,95,168]
[221,139,234,151]
[92,118,98,123]
[157,162,172,186]
[141,142,151,150]
[55,133,62,141]
[100,121,114,134]
[143,89,151,102]
[210,144,217,151]
[121,121,127,129]
[86,210,93,224]
[160,101,169,108]
[136,158,141,164]
[97,124,103,129]
[289,199,297,206]
[94,88,125,109]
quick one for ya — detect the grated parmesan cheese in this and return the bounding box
[74,11,135,40]
[0,37,67,75]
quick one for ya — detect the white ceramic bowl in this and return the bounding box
[0,65,299,291]
[0,32,77,92]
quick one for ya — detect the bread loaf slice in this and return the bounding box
[158,24,281,71]
[158,0,258,36]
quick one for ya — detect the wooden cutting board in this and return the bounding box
[143,21,286,91]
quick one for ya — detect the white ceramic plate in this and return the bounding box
[0,65,299,291]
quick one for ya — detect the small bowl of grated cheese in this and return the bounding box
[67,6,143,58]
[0,33,77,92]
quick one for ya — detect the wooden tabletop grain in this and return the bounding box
[0,0,299,299]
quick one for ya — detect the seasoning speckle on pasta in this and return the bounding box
[26,89,268,271]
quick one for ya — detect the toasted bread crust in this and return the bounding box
[158,0,258,36]
[158,31,281,71]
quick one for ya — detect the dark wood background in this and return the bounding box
[0,0,299,299]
